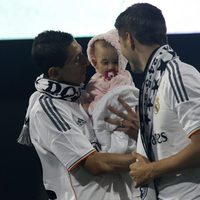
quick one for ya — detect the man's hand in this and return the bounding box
[104,97,139,140]
[129,152,154,187]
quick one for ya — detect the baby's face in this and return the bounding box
[94,44,119,78]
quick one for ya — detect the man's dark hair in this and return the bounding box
[115,3,167,45]
[32,30,74,75]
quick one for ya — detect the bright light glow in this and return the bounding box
[0,0,199,40]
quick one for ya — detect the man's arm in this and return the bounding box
[129,130,200,187]
[82,151,136,175]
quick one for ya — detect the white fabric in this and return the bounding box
[91,85,140,199]
[29,91,96,200]
[18,92,40,146]
[28,90,136,200]
[91,85,139,153]
[137,54,200,199]
[137,131,157,200]
[86,69,134,113]
[139,45,177,160]
[35,74,82,101]
[137,45,177,200]
[152,58,200,200]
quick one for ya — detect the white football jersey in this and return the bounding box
[152,58,200,199]
[29,92,134,200]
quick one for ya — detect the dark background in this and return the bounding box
[1,34,200,200]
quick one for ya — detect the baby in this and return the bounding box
[85,29,139,154]
[84,29,140,199]
[83,30,140,199]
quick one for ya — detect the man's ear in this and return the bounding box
[126,32,135,50]
[48,67,61,80]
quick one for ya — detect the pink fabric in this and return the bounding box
[87,29,128,70]
[86,69,134,113]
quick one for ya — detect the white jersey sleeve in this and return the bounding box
[30,94,96,171]
[50,128,96,171]
[164,58,200,136]
[146,57,200,200]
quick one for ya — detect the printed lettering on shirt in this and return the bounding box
[72,114,87,127]
[151,132,168,145]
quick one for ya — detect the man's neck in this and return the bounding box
[137,44,161,71]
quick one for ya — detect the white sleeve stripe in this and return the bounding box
[39,95,71,132]
[167,61,189,103]
[68,149,96,171]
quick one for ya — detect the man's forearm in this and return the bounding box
[151,132,200,179]
[130,131,200,187]
[83,151,136,175]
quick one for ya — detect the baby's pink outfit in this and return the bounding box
[84,29,140,198]
[86,68,134,114]
[85,29,139,152]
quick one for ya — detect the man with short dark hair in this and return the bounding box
[18,30,136,200]
[114,3,200,200]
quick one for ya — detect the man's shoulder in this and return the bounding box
[166,57,197,76]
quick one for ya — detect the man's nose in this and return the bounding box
[83,55,90,67]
